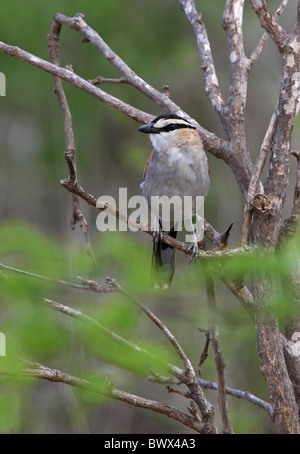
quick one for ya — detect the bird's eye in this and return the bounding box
[163,124,177,132]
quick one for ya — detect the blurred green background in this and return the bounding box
[0,0,299,434]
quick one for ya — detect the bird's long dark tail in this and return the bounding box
[152,227,177,289]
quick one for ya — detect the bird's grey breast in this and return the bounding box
[142,145,210,202]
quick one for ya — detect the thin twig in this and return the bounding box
[48,19,96,267]
[148,374,273,419]
[0,41,153,123]
[115,281,194,372]
[247,0,290,69]
[0,262,115,293]
[249,0,289,52]
[52,12,227,160]
[197,378,273,419]
[206,273,233,434]
[4,360,204,433]
[88,76,129,85]
[197,328,211,374]
[43,298,150,356]
[113,280,217,432]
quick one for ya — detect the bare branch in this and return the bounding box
[221,277,255,319]
[88,76,129,85]
[240,102,278,245]
[179,0,225,115]
[249,0,289,51]
[0,41,152,123]
[114,280,217,432]
[251,24,300,247]
[197,378,274,419]
[48,21,96,266]
[0,38,227,162]
[44,298,150,357]
[197,328,211,374]
[149,374,273,418]
[248,0,290,69]
[204,220,233,250]
[53,13,181,112]
[222,0,247,115]
[0,261,111,292]
[52,13,227,160]
[206,275,233,434]
[7,361,204,433]
[115,281,193,372]
[220,1,254,198]
[61,183,255,262]
[201,222,255,319]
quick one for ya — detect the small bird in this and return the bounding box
[138,113,210,288]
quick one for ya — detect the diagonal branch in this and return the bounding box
[0,41,152,123]
[247,0,290,69]
[43,298,151,358]
[249,0,289,52]
[149,373,273,418]
[114,280,217,432]
[5,361,204,433]
[61,179,255,261]
[51,13,227,160]
[197,378,273,418]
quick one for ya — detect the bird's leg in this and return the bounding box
[185,217,199,264]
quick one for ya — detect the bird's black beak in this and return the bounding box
[138,122,156,134]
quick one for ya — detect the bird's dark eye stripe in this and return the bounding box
[159,123,196,133]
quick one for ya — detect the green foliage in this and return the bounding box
[1,219,299,433]
[0,221,177,432]
[0,386,20,433]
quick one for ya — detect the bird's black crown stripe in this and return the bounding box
[152,113,193,125]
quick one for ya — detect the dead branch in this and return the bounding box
[247,0,290,69]
[149,373,273,418]
[48,20,95,264]
[206,274,233,434]
[240,102,279,245]
[197,328,211,374]
[249,0,289,52]
[43,298,150,358]
[197,378,274,419]
[180,0,225,116]
[5,360,204,433]
[0,41,153,123]
[204,220,233,250]
[51,12,227,160]
[114,280,217,432]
